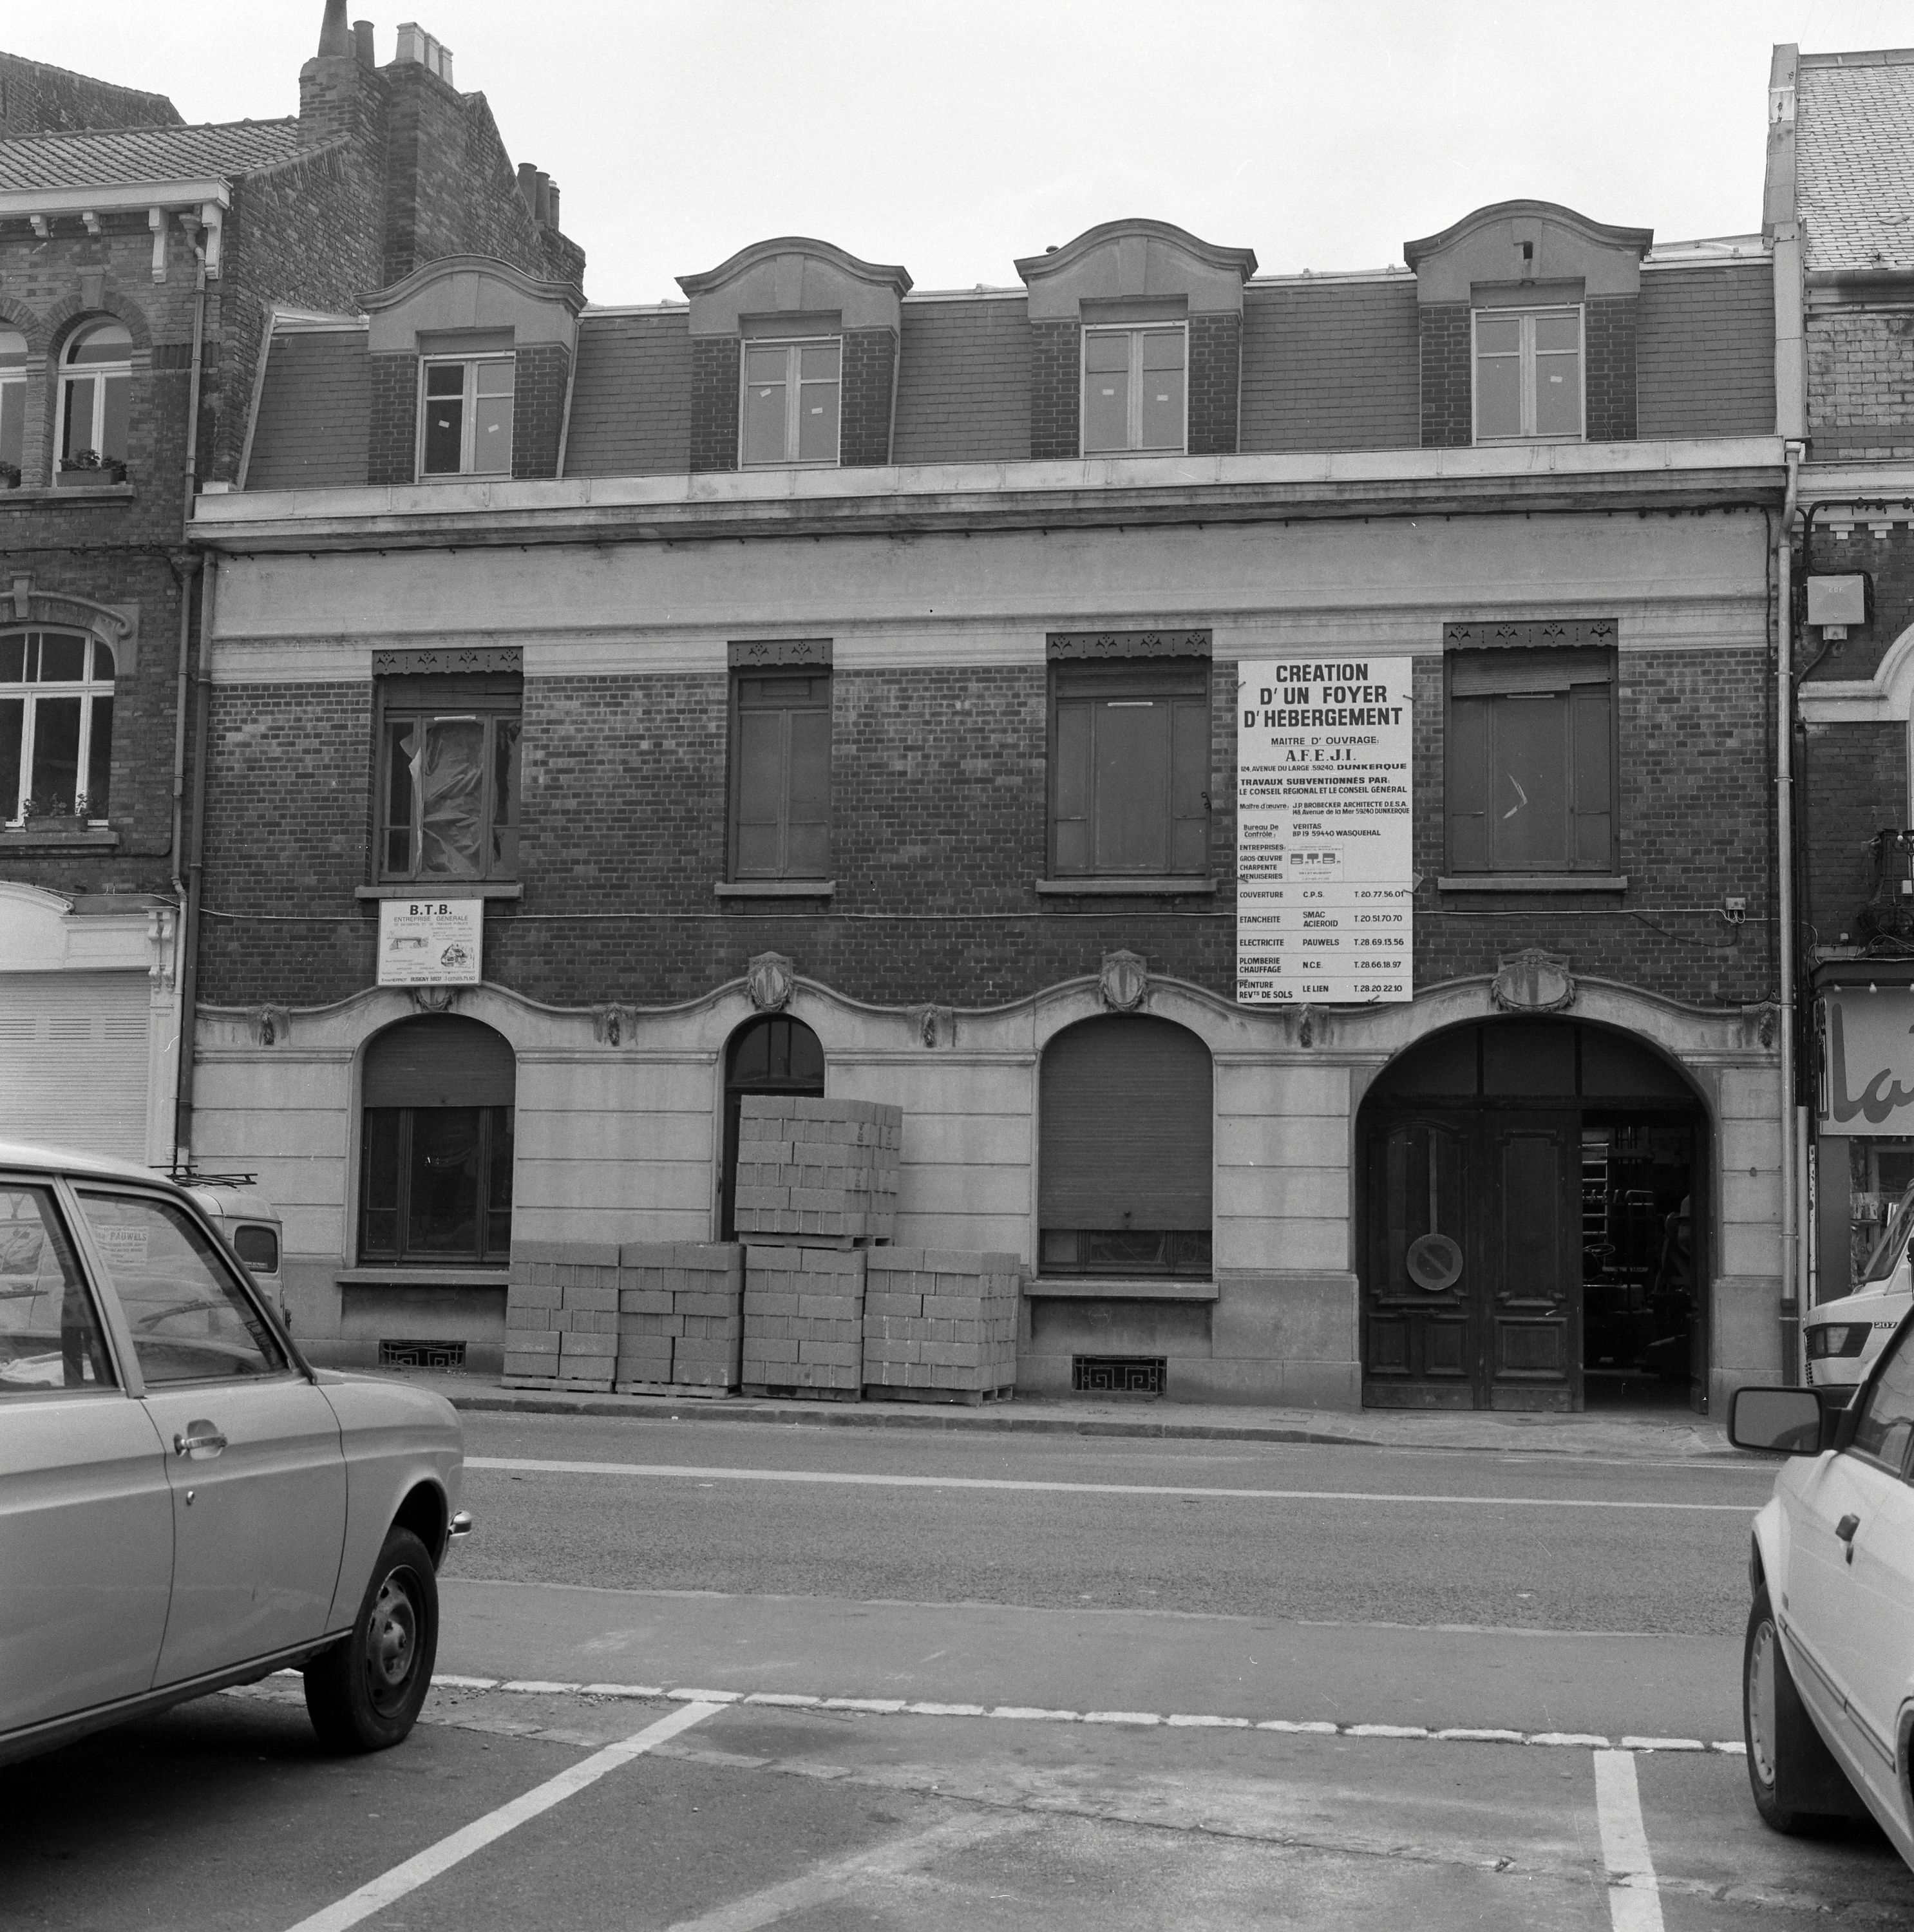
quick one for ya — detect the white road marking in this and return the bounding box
[1594,1747,1666,1932]
[655,1813,1029,1931]
[280,1700,721,1932]
[401,1678,1730,1754]
[467,1454,1757,1513]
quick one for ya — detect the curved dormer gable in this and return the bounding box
[1014,218,1257,321]
[1401,202,1653,448]
[1403,200,1653,304]
[361,256,585,484]
[1014,220,1256,460]
[675,239,911,473]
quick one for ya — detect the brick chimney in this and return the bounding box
[300,0,377,142]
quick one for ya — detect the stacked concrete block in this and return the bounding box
[502,1242,621,1391]
[614,1242,744,1395]
[734,1096,902,1246]
[862,1249,1021,1403]
[742,1244,868,1396]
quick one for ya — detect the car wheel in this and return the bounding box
[304,1526,439,1754]
[1744,1584,1817,1833]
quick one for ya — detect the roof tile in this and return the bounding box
[0,118,314,191]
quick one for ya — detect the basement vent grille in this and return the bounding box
[1073,1354,1166,1396]
[379,1338,467,1370]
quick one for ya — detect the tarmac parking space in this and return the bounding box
[6,1680,1911,1931]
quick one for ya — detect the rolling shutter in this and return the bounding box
[363,1016,515,1109]
[1039,1016,1212,1229]
[0,970,151,1161]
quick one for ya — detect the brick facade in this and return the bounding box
[1584,295,1638,442]
[1186,312,1240,456]
[1807,304,1914,459]
[1027,319,1080,460]
[839,327,896,468]
[688,336,741,472]
[366,352,420,485]
[1418,303,1472,447]
[512,341,571,480]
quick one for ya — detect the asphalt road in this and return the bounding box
[458,1411,1775,1633]
[7,1408,1911,1931]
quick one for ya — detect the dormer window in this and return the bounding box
[58,321,131,475]
[1082,324,1188,455]
[420,355,515,479]
[742,339,841,467]
[1473,307,1583,442]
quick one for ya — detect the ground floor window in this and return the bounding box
[359,1016,515,1265]
[721,1014,824,1240]
[1039,1015,1213,1276]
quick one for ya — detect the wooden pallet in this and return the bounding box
[501,1374,614,1394]
[862,1383,1015,1408]
[612,1379,737,1400]
[740,1383,862,1403]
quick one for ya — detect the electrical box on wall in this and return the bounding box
[1807,573,1869,639]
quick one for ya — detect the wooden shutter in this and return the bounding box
[1052,699,1092,873]
[363,1016,515,1109]
[1169,695,1209,873]
[1095,700,1168,871]
[733,673,829,878]
[1569,682,1613,867]
[1039,1016,1212,1229]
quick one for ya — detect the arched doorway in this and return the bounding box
[721,1015,824,1239]
[1358,1018,1705,1413]
[1039,1015,1213,1278]
[359,1015,516,1265]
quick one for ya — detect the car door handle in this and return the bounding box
[1836,1511,1861,1564]
[173,1422,227,1459]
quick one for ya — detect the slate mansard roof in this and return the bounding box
[1796,50,1914,274]
[0,116,316,191]
[240,230,1779,489]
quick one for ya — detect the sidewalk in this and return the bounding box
[378,1368,1748,1462]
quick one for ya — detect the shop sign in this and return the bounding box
[1235,657,1414,1005]
[377,898,482,987]
[1818,986,1914,1135]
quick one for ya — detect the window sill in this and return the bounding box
[713,878,835,898]
[1437,874,1627,893]
[1036,876,1215,897]
[355,882,523,900]
[337,1267,510,1288]
[0,827,120,851]
[1,483,136,504]
[1026,1278,1219,1302]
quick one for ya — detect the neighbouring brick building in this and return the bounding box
[1771,46,1914,1334]
[0,3,578,1173]
[182,156,1799,1417]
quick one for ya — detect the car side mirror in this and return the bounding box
[1729,1386,1826,1454]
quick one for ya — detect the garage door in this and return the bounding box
[0,971,152,1162]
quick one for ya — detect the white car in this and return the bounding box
[0,1139,469,1768]
[1730,1314,1914,1868]
[1808,1187,1914,1398]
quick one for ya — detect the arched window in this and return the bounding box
[0,329,25,478]
[58,319,131,475]
[721,1015,823,1238]
[0,631,115,823]
[1039,1016,1213,1276]
[359,1016,515,1265]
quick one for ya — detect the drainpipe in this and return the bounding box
[175,562,216,1165]
[171,235,209,1165]
[1777,439,1806,1383]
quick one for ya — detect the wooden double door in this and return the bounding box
[1363,1108,1582,1410]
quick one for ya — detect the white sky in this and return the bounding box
[9,1,1914,304]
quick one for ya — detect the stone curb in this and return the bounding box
[403,1374,1752,1462]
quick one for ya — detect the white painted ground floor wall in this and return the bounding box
[192,967,1782,1416]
